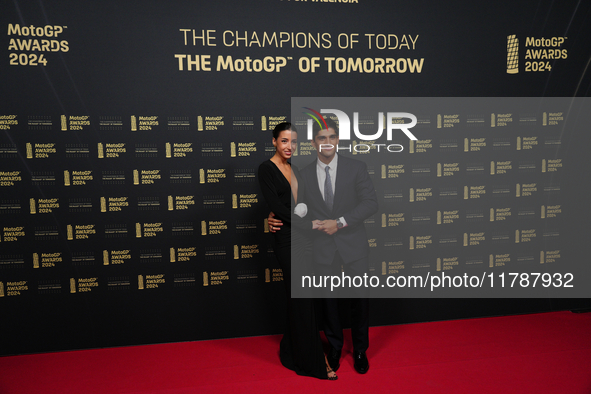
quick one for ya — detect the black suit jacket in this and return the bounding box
[301,154,378,266]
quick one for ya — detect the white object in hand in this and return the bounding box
[294,203,307,218]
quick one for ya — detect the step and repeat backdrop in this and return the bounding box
[291,97,591,298]
[1,0,590,355]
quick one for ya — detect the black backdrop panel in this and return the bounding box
[1,0,590,355]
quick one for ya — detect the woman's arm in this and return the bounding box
[258,162,292,225]
[258,162,313,231]
[291,165,314,231]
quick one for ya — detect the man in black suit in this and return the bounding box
[269,117,378,374]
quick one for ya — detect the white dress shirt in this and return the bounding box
[316,154,347,227]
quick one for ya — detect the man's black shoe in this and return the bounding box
[353,351,369,374]
[327,347,341,372]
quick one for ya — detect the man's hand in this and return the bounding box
[318,219,338,235]
[267,212,283,233]
[312,220,324,230]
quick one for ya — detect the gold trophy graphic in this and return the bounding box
[507,35,519,74]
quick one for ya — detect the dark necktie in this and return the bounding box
[324,166,334,211]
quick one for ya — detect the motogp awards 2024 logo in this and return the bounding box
[507,34,568,74]
[302,107,417,153]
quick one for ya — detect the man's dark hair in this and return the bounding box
[311,117,338,139]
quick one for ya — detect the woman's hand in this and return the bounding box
[268,212,283,233]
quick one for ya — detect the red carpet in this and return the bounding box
[1,311,590,394]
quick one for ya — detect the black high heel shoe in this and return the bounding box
[327,366,338,380]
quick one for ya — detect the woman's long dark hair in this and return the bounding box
[272,122,297,139]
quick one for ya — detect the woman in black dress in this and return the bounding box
[258,122,337,380]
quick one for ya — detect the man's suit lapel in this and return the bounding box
[333,156,349,211]
[305,162,331,216]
